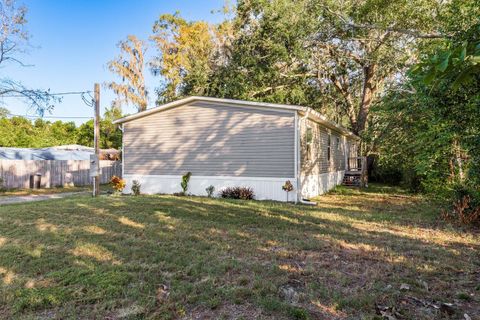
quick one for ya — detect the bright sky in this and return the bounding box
[2,0,226,124]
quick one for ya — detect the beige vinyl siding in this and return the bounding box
[123,101,295,178]
[300,118,347,176]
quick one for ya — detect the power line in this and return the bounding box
[2,89,97,118]
[0,90,92,98]
[7,113,93,119]
[81,91,94,107]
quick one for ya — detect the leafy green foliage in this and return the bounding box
[412,23,480,89]
[207,1,318,106]
[0,108,122,149]
[131,180,141,196]
[150,12,230,104]
[0,177,6,192]
[146,1,479,135]
[205,185,215,198]
[366,22,480,200]
[442,194,480,226]
[0,117,77,148]
[180,172,192,194]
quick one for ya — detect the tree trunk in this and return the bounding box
[453,138,465,181]
[354,64,377,135]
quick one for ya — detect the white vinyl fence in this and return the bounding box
[0,160,121,189]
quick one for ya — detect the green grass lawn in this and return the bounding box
[0,184,478,319]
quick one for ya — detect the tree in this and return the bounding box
[412,23,480,89]
[148,1,478,136]
[307,0,446,134]
[150,12,233,104]
[0,0,57,115]
[214,0,461,134]
[101,106,122,149]
[0,113,121,150]
[207,0,319,108]
[0,116,78,148]
[76,108,122,150]
[107,35,148,112]
[366,22,480,194]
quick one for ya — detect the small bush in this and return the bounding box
[442,195,480,226]
[131,180,141,196]
[287,306,310,320]
[452,183,480,207]
[220,186,254,200]
[110,176,126,193]
[181,172,192,194]
[441,183,480,226]
[0,178,6,192]
[282,180,294,202]
[205,185,215,197]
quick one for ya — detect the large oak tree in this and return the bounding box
[146,0,478,136]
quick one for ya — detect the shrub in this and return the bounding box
[181,172,192,194]
[0,178,6,192]
[282,180,294,202]
[110,176,126,193]
[206,185,215,197]
[451,183,480,207]
[131,180,141,196]
[220,186,254,200]
[442,195,480,226]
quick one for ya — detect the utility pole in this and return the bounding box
[93,83,100,196]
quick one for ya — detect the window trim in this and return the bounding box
[327,134,331,162]
[306,125,313,161]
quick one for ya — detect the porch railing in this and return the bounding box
[345,157,368,187]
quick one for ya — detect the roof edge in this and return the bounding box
[300,109,360,140]
[113,96,359,139]
[113,96,302,124]
[113,96,198,124]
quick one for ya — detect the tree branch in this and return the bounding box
[349,23,447,39]
[250,84,288,97]
[319,5,448,39]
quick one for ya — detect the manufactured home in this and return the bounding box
[114,96,360,202]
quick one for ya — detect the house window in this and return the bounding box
[306,126,313,161]
[327,134,331,161]
[336,137,340,151]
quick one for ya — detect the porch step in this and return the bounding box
[342,174,361,187]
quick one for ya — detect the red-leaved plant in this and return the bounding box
[282,180,294,202]
[220,186,255,200]
[110,176,126,193]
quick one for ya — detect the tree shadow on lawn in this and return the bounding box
[0,195,478,319]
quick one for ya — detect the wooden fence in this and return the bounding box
[0,160,121,189]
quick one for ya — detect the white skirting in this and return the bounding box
[123,174,297,202]
[300,170,345,199]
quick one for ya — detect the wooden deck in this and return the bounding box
[343,157,367,187]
